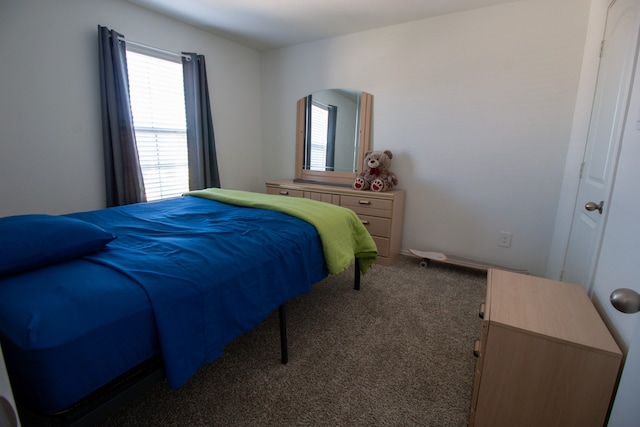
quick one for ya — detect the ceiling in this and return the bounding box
[127,0,521,51]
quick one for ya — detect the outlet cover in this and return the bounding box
[499,231,512,248]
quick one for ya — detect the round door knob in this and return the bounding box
[610,288,640,314]
[585,200,604,214]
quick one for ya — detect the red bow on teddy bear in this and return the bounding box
[369,167,380,176]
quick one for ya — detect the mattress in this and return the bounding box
[0,196,326,414]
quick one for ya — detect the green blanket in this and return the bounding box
[184,188,377,274]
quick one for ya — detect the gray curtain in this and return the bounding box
[304,95,313,169]
[182,53,220,190]
[326,105,337,171]
[98,26,146,207]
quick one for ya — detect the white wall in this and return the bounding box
[0,0,591,277]
[0,0,262,217]
[261,0,590,276]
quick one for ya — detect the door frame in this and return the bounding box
[546,0,614,282]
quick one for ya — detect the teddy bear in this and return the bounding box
[353,150,398,192]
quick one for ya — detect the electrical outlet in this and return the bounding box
[499,231,512,248]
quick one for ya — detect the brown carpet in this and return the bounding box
[93,255,486,426]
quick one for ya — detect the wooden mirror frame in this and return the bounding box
[295,91,372,186]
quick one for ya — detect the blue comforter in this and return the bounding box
[69,196,328,388]
[0,196,327,412]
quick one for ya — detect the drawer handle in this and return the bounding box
[478,303,485,319]
[473,340,481,358]
[279,191,289,195]
[358,200,371,205]
[361,220,370,225]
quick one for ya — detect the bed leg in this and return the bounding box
[279,304,288,364]
[354,258,361,291]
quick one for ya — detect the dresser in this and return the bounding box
[470,269,622,427]
[265,180,405,265]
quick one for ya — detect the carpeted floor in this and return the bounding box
[88,255,487,426]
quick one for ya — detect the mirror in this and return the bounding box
[295,89,372,186]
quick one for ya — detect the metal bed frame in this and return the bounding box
[17,260,362,426]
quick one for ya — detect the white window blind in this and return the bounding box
[126,50,189,201]
[309,101,328,171]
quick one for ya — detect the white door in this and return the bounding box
[593,49,640,425]
[561,0,640,292]
[589,3,640,423]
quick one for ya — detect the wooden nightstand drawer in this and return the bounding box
[470,270,622,427]
[359,214,391,238]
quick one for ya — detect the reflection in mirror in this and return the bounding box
[304,89,359,173]
[295,90,372,186]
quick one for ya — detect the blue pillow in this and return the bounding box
[0,214,116,276]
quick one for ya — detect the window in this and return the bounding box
[309,101,329,171]
[126,50,189,201]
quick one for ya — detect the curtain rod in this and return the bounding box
[117,36,192,61]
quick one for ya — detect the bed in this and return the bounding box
[0,188,377,425]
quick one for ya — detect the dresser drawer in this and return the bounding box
[340,195,393,218]
[305,191,340,205]
[266,181,405,266]
[359,214,391,238]
[372,236,390,258]
[470,302,490,425]
[266,186,304,198]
